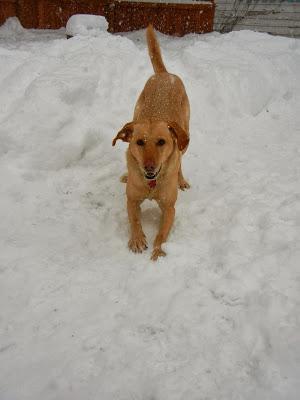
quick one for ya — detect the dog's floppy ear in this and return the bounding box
[168,122,189,151]
[112,122,134,146]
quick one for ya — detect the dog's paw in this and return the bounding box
[179,178,190,191]
[151,247,166,261]
[120,173,128,183]
[128,234,148,253]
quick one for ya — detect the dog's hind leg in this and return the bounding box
[178,165,190,191]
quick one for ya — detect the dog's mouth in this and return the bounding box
[144,166,161,180]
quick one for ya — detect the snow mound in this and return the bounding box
[0,17,25,38]
[66,14,108,37]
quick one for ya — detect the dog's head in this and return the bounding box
[112,121,189,180]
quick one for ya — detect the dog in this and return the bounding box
[112,25,190,261]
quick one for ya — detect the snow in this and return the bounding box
[0,17,300,400]
[66,14,108,37]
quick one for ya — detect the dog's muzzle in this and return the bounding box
[144,166,161,180]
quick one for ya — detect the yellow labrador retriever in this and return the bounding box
[113,25,190,260]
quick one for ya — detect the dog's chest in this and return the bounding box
[143,182,160,201]
[147,187,158,201]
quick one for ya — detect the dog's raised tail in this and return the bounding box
[146,24,167,74]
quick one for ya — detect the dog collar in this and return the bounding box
[148,179,157,189]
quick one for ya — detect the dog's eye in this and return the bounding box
[157,139,165,146]
[136,139,145,146]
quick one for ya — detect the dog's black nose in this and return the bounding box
[144,162,155,173]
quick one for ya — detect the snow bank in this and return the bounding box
[0,18,299,400]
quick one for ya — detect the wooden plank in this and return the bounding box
[233,18,300,27]
[215,15,300,24]
[213,24,300,35]
[215,11,300,23]
[215,3,300,12]
[213,23,300,36]
[214,24,300,37]
[215,0,296,5]
[232,24,300,35]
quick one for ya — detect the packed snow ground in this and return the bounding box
[0,17,299,400]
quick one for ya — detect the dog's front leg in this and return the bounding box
[127,198,147,253]
[151,204,175,261]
